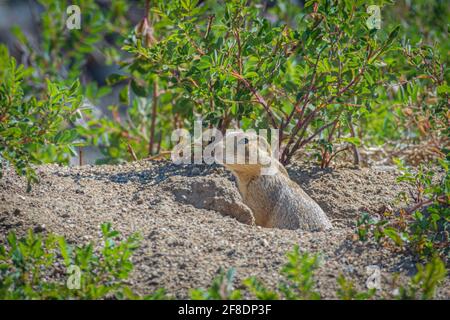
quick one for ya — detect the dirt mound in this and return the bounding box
[163,176,254,225]
[0,160,448,299]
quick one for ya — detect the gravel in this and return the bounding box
[0,160,448,299]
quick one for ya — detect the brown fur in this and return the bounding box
[221,132,332,231]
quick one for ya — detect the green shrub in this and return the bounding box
[336,275,376,300]
[1,228,446,300]
[278,247,321,299]
[191,246,375,300]
[355,0,449,151]
[4,0,447,168]
[395,159,449,261]
[192,245,446,300]
[190,268,243,300]
[116,0,401,165]
[0,223,165,299]
[394,256,447,300]
[8,0,133,165]
[240,247,323,300]
[11,0,130,89]
[0,47,83,188]
[355,158,449,263]
[189,246,323,300]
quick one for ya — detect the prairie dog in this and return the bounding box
[217,132,332,231]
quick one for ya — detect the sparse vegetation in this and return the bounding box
[355,158,449,264]
[2,0,447,169]
[0,48,83,188]
[0,223,166,300]
[0,0,448,301]
[1,233,445,300]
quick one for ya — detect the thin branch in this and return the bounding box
[284,112,338,164]
[347,113,361,166]
[230,71,278,128]
[145,0,151,21]
[204,15,215,39]
[325,145,351,168]
[298,119,336,149]
[280,45,327,162]
[286,45,325,127]
[78,147,83,166]
[149,81,158,156]
[127,143,138,161]
[405,198,434,215]
[281,107,317,162]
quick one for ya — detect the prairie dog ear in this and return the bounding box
[257,135,271,154]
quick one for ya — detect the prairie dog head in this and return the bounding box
[214,131,280,176]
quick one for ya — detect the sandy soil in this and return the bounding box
[0,160,448,299]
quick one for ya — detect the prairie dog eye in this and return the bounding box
[237,137,249,145]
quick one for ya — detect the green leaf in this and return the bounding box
[385,26,400,47]
[119,84,130,105]
[437,84,450,96]
[384,227,403,246]
[54,129,78,144]
[106,74,128,86]
[244,71,258,79]
[340,137,361,146]
[58,237,71,267]
[130,79,148,97]
[196,56,212,70]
